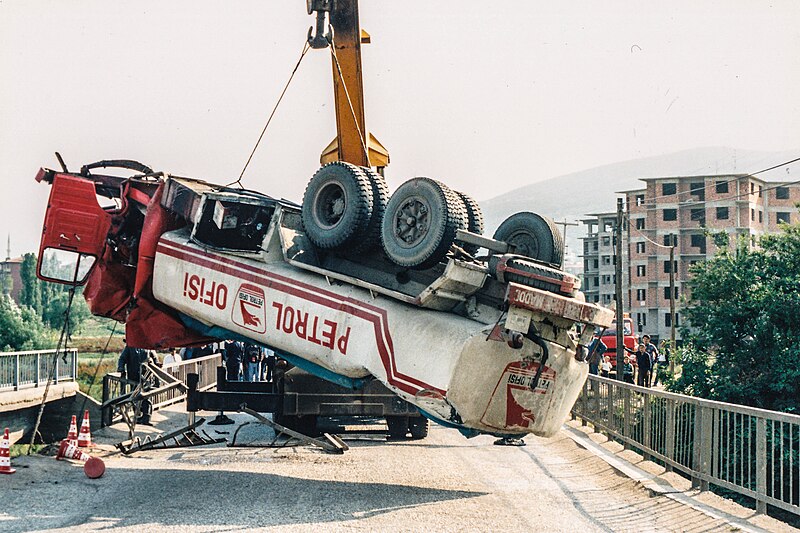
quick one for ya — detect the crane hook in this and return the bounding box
[307,0,333,49]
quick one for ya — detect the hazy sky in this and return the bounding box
[2,1,799,254]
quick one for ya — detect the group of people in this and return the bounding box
[116,338,280,424]
[221,340,277,383]
[587,334,669,387]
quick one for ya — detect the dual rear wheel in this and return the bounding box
[301,164,562,270]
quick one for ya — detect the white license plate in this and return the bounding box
[506,305,532,333]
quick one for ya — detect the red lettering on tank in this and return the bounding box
[321,319,337,349]
[272,302,283,329]
[295,310,308,339]
[308,315,322,345]
[282,306,295,333]
[270,302,350,355]
[183,273,227,310]
[337,327,351,355]
[188,275,200,300]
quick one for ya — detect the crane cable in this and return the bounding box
[27,283,78,453]
[229,40,312,188]
[328,33,371,165]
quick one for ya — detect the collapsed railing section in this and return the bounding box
[571,375,800,518]
[101,353,221,427]
[0,349,78,391]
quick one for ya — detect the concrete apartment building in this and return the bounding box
[580,212,623,307]
[582,174,799,342]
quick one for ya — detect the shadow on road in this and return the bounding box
[3,466,486,532]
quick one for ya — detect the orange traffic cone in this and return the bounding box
[66,415,78,445]
[0,428,15,475]
[55,439,105,479]
[77,410,93,447]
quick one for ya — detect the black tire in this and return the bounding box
[493,212,563,267]
[386,416,409,439]
[381,177,466,270]
[409,417,430,440]
[488,255,575,297]
[301,162,373,251]
[349,167,390,255]
[454,191,484,256]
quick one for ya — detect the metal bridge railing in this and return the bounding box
[101,353,221,426]
[571,375,800,518]
[0,349,78,391]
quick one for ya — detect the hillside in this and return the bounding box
[479,147,800,260]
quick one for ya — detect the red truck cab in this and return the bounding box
[599,315,638,368]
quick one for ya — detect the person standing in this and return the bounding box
[262,349,277,382]
[224,340,244,382]
[626,344,651,387]
[653,340,670,386]
[622,356,635,384]
[117,339,155,425]
[243,343,263,382]
[163,348,182,368]
[587,336,607,376]
[641,335,659,387]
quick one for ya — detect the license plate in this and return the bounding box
[506,305,532,333]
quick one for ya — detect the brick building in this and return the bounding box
[581,174,799,342]
[622,174,799,342]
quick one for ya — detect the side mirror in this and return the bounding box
[38,247,96,285]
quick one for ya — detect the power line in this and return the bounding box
[632,155,800,204]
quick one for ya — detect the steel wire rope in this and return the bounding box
[328,33,371,165]
[228,41,312,188]
[630,155,800,205]
[629,176,800,227]
[28,281,79,453]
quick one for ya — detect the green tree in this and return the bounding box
[0,294,54,350]
[669,224,800,413]
[19,252,42,313]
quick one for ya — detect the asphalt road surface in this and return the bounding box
[0,410,794,532]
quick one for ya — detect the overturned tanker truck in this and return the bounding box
[35,160,611,439]
[33,1,612,440]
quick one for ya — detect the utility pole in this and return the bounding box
[615,198,624,380]
[553,219,578,269]
[669,233,677,373]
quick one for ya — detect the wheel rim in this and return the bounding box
[313,181,347,230]
[391,196,430,248]
[508,230,540,257]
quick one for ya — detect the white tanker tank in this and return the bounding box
[34,160,613,439]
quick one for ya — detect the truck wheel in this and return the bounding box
[301,162,373,250]
[381,177,466,270]
[386,416,409,439]
[454,190,484,256]
[493,212,563,267]
[409,417,430,439]
[349,167,389,255]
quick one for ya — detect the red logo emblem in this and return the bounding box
[231,283,267,333]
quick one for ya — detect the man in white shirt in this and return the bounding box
[162,348,182,368]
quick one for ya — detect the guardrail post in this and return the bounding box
[580,380,588,426]
[14,353,19,391]
[54,354,59,384]
[665,399,675,472]
[36,352,41,387]
[606,381,614,437]
[692,405,703,488]
[72,349,78,381]
[622,386,631,449]
[756,417,767,514]
[694,406,712,491]
[642,391,652,462]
